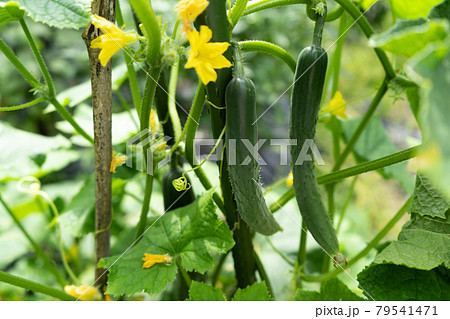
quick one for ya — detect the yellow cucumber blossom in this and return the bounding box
[185,25,231,84]
[176,0,209,33]
[322,91,348,120]
[110,152,127,173]
[90,14,138,67]
[286,171,293,187]
[142,253,173,268]
[64,285,102,301]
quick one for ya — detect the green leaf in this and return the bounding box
[58,175,95,237]
[358,264,450,300]
[390,0,443,20]
[410,175,450,219]
[369,19,448,58]
[13,0,91,29]
[100,189,234,297]
[232,282,273,301]
[406,86,420,122]
[406,43,450,198]
[0,121,73,181]
[0,2,24,24]
[428,0,450,21]
[341,116,415,193]
[295,278,366,301]
[188,281,226,301]
[374,228,450,270]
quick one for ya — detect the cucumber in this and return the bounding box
[225,43,281,236]
[289,8,340,256]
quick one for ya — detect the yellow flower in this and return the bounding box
[286,171,293,187]
[322,91,348,120]
[176,0,209,33]
[185,25,231,84]
[156,141,168,151]
[64,285,102,301]
[142,253,173,268]
[90,14,138,67]
[150,109,158,133]
[110,152,127,173]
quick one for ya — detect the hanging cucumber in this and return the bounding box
[290,4,340,256]
[225,42,281,236]
[162,154,196,211]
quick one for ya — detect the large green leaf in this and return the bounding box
[188,281,226,301]
[390,0,443,20]
[295,278,366,301]
[0,121,76,181]
[0,2,24,24]
[358,264,450,300]
[429,0,450,20]
[11,0,91,29]
[232,282,273,301]
[410,175,450,219]
[369,19,448,58]
[406,43,450,198]
[100,189,234,297]
[341,116,415,193]
[58,175,95,237]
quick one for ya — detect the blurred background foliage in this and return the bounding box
[0,0,420,300]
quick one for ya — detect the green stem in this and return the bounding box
[0,194,66,287]
[0,97,46,112]
[253,251,275,299]
[20,19,55,97]
[168,60,182,141]
[211,251,229,286]
[0,271,76,301]
[229,0,249,28]
[331,13,348,97]
[333,79,388,171]
[135,174,153,241]
[336,176,357,233]
[155,72,176,144]
[185,83,206,162]
[0,37,40,88]
[297,221,307,265]
[116,1,142,115]
[306,3,344,22]
[243,0,307,17]
[270,145,420,212]
[302,197,411,282]
[129,0,161,65]
[266,237,295,266]
[176,258,192,287]
[49,97,94,145]
[140,68,162,132]
[239,40,296,73]
[312,1,327,47]
[333,0,395,79]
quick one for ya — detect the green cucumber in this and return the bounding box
[225,43,281,236]
[290,7,340,256]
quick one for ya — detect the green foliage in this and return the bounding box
[369,19,448,58]
[58,175,95,237]
[295,278,366,301]
[428,0,450,20]
[232,282,273,301]
[341,116,414,193]
[0,2,24,24]
[389,0,443,20]
[100,189,235,297]
[406,42,450,197]
[357,174,450,300]
[188,281,226,301]
[410,175,450,219]
[358,264,450,300]
[0,122,77,181]
[9,0,91,29]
